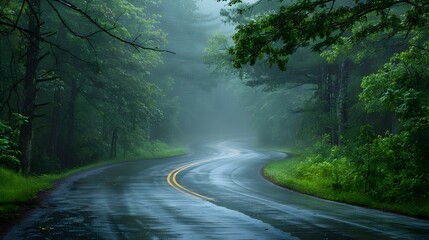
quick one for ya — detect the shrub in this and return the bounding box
[0,120,21,171]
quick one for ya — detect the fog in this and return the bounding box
[2,1,427,235]
[154,0,254,141]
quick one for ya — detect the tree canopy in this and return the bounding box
[0,0,185,173]
[220,0,429,70]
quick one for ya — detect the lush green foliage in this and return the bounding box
[221,0,429,69]
[208,0,429,212]
[0,0,196,174]
[264,148,429,218]
[361,38,429,133]
[0,121,20,171]
[0,114,27,171]
[302,133,428,202]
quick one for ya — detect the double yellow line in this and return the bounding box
[166,146,241,202]
[166,159,216,201]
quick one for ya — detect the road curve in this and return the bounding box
[2,139,429,239]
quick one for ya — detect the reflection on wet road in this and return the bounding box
[2,139,429,239]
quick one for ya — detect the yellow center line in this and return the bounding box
[167,159,216,201]
[166,146,241,202]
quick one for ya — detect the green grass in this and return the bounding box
[0,168,53,204]
[0,143,187,219]
[0,168,59,219]
[134,141,188,159]
[263,154,429,219]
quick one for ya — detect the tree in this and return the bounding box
[216,0,429,201]
[206,2,356,144]
[216,0,429,141]
[1,0,171,174]
[18,0,42,174]
[219,0,428,71]
[360,37,429,134]
[360,37,429,168]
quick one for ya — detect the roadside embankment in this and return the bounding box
[263,150,429,219]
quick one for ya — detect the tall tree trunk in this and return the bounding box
[391,114,399,134]
[365,143,371,193]
[49,87,61,162]
[146,119,151,141]
[48,23,66,167]
[0,38,2,84]
[319,65,338,145]
[336,61,349,145]
[330,74,338,145]
[49,26,67,166]
[18,0,41,174]
[110,127,118,159]
[64,76,78,167]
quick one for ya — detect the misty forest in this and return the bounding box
[1,0,429,239]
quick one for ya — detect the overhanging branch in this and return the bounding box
[49,0,175,54]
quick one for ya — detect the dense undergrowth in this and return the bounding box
[264,138,429,219]
[0,142,187,219]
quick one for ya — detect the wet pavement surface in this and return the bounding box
[1,139,429,239]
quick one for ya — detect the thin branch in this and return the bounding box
[38,52,49,63]
[8,18,98,68]
[35,102,50,108]
[53,42,97,67]
[46,0,89,39]
[0,20,36,36]
[11,0,26,33]
[85,37,98,63]
[408,43,429,53]
[0,78,23,114]
[113,11,125,27]
[402,0,419,8]
[49,0,175,54]
[41,31,57,38]
[36,76,60,83]
[24,0,40,27]
[38,69,55,78]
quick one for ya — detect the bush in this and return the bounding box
[294,129,429,203]
[0,120,21,171]
[294,152,358,192]
[359,131,428,202]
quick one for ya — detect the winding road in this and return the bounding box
[2,139,429,239]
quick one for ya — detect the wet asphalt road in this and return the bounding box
[2,139,429,239]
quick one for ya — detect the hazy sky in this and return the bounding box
[197,0,227,14]
[197,0,235,34]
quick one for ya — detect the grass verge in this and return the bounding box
[263,152,429,219]
[0,143,187,220]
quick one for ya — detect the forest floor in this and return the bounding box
[263,150,429,219]
[0,145,187,234]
